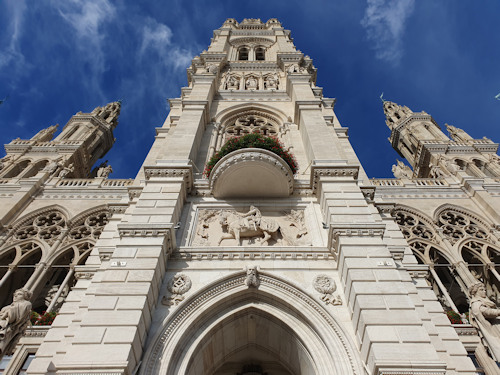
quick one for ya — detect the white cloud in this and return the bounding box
[53,0,117,99]
[361,0,415,65]
[0,0,28,70]
[138,17,194,71]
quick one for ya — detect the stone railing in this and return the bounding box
[56,179,133,188]
[370,179,403,186]
[371,178,447,187]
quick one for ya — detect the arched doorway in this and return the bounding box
[141,271,363,375]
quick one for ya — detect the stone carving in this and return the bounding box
[31,124,58,142]
[13,211,66,245]
[313,274,342,305]
[193,208,311,247]
[93,101,121,125]
[245,266,259,288]
[446,124,473,142]
[444,158,459,174]
[97,163,113,178]
[218,208,282,246]
[206,64,218,74]
[0,289,32,356]
[285,209,308,239]
[264,73,279,89]
[225,114,278,138]
[0,156,11,171]
[245,76,258,90]
[43,157,63,175]
[287,64,304,73]
[469,282,500,361]
[224,74,240,90]
[162,274,192,306]
[391,160,412,179]
[58,163,74,178]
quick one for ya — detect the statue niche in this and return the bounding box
[0,289,32,357]
[192,207,311,247]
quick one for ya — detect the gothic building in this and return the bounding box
[0,18,499,375]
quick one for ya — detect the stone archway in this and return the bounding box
[140,271,363,375]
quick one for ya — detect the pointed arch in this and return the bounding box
[214,103,289,124]
[141,271,364,375]
[68,204,110,227]
[433,204,493,229]
[10,205,70,233]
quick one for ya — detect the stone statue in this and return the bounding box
[446,124,473,142]
[0,156,10,171]
[58,163,74,178]
[244,266,259,288]
[444,159,459,174]
[226,75,240,90]
[392,160,412,179]
[31,124,58,142]
[0,289,32,356]
[43,158,63,175]
[97,164,113,178]
[245,76,258,90]
[265,73,279,89]
[469,282,500,361]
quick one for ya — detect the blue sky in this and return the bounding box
[1,0,499,178]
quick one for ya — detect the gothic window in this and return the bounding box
[461,241,500,304]
[68,212,109,241]
[12,211,67,245]
[238,47,249,60]
[255,47,265,60]
[394,211,436,243]
[437,210,489,245]
[224,115,279,141]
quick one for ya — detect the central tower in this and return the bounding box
[27,19,476,375]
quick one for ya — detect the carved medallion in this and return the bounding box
[162,274,192,306]
[313,274,342,306]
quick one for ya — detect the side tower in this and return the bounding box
[26,20,476,375]
[377,100,500,373]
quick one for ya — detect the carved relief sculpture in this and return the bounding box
[264,73,279,89]
[245,76,258,90]
[162,274,192,306]
[97,164,113,178]
[0,289,33,356]
[313,275,342,305]
[245,266,259,288]
[469,282,500,361]
[193,208,311,247]
[43,157,63,175]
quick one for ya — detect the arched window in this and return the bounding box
[238,47,249,61]
[21,160,48,178]
[255,47,265,61]
[224,114,279,141]
[2,160,30,178]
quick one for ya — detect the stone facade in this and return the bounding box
[0,18,498,375]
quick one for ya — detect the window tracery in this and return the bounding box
[224,114,279,140]
[68,212,108,241]
[394,211,436,242]
[437,210,489,244]
[12,211,66,245]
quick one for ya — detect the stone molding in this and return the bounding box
[171,250,333,261]
[328,223,386,259]
[117,223,172,238]
[143,165,193,192]
[141,270,363,375]
[310,165,360,192]
[360,186,375,203]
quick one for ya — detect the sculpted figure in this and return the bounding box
[265,73,279,89]
[469,282,500,361]
[97,164,113,178]
[392,160,412,179]
[226,75,240,89]
[245,76,258,90]
[58,163,74,178]
[239,205,262,231]
[0,289,32,356]
[245,266,259,288]
[43,158,63,175]
[446,124,473,142]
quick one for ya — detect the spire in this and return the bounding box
[91,101,121,128]
[383,100,413,130]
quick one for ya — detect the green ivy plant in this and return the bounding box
[203,133,298,178]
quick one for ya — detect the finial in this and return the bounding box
[380,92,387,103]
[495,93,500,101]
